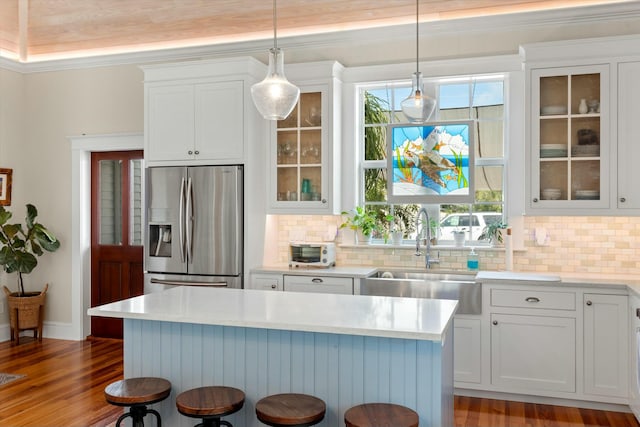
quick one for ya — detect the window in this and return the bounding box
[359,75,506,244]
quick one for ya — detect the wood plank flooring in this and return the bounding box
[0,337,638,427]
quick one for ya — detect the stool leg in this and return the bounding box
[115,412,132,427]
[148,408,162,427]
[130,405,148,427]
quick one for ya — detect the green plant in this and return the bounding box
[0,204,60,296]
[478,221,508,243]
[340,206,379,237]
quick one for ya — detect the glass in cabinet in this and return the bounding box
[275,92,324,204]
[530,65,609,210]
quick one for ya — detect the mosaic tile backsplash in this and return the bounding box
[272,215,640,275]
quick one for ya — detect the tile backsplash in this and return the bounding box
[270,215,640,275]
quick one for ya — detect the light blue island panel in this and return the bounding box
[124,318,453,427]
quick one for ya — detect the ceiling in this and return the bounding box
[0,0,632,63]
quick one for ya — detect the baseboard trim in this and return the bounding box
[0,321,82,343]
[455,387,632,413]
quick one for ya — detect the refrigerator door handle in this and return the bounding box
[150,278,228,287]
[179,176,186,262]
[186,176,193,264]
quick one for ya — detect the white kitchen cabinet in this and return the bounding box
[454,316,481,384]
[491,313,576,393]
[267,61,343,214]
[283,275,353,295]
[583,293,628,398]
[617,61,640,209]
[142,58,263,166]
[251,273,283,291]
[527,64,610,214]
[629,294,640,420]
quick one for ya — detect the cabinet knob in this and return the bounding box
[194,150,200,155]
[188,150,193,155]
[321,199,327,204]
[271,284,276,289]
[620,197,626,203]
[586,300,592,306]
[533,198,539,203]
[492,320,498,326]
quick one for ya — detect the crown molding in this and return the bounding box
[1,2,639,73]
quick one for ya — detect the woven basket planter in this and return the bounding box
[3,283,48,344]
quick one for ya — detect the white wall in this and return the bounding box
[0,7,639,339]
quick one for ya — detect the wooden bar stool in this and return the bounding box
[104,377,171,427]
[344,403,419,427]
[176,386,245,427]
[255,393,326,427]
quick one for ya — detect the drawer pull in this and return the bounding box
[271,284,277,289]
[636,308,640,319]
[586,300,592,306]
[311,278,324,283]
[525,297,540,303]
[492,320,498,325]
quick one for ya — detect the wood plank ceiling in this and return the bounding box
[0,0,631,62]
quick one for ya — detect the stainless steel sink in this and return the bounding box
[361,269,481,314]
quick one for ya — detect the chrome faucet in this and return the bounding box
[415,207,440,269]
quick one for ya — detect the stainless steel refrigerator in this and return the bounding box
[144,165,243,292]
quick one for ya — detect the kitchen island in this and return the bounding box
[88,287,457,427]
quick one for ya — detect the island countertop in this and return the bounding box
[87,286,458,341]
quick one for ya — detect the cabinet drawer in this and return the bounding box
[283,275,353,295]
[491,288,576,311]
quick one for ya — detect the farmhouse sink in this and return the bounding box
[361,269,481,314]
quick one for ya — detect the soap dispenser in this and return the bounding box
[467,248,479,271]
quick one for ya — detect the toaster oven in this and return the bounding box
[288,242,336,267]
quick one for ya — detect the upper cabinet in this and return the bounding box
[522,36,640,215]
[529,65,610,213]
[267,61,344,215]
[142,58,264,166]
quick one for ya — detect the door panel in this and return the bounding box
[91,151,144,339]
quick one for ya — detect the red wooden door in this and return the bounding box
[90,151,144,338]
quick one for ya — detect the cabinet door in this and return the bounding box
[583,294,628,398]
[491,313,575,392]
[454,316,481,384]
[146,85,195,162]
[251,273,283,291]
[529,65,609,213]
[283,275,353,295]
[617,62,640,209]
[195,81,244,161]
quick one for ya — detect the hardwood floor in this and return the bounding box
[0,337,638,427]
[0,337,122,427]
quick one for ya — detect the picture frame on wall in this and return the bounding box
[0,168,13,206]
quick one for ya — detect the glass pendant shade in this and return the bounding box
[251,48,300,120]
[401,72,436,123]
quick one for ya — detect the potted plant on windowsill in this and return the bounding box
[479,221,508,247]
[340,206,378,244]
[0,204,60,344]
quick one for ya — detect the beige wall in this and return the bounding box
[5,65,143,323]
[0,10,639,333]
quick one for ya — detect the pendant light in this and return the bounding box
[251,0,300,121]
[401,0,436,123]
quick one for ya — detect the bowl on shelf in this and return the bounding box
[541,188,562,200]
[571,145,600,157]
[541,105,568,115]
[577,129,599,145]
[575,190,600,200]
[540,144,568,158]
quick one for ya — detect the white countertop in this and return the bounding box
[88,286,458,341]
[251,265,378,278]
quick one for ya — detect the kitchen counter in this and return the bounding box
[88,287,456,426]
[251,264,377,278]
[87,286,457,341]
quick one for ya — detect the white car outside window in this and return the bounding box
[439,213,502,241]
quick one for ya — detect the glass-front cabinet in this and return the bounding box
[268,61,343,214]
[529,65,609,212]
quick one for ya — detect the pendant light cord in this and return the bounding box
[273,0,278,50]
[415,0,419,75]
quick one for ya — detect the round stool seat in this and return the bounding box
[256,393,326,427]
[344,403,418,427]
[105,377,172,406]
[176,386,245,418]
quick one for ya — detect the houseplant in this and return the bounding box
[479,221,508,247]
[0,204,60,342]
[340,206,378,244]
